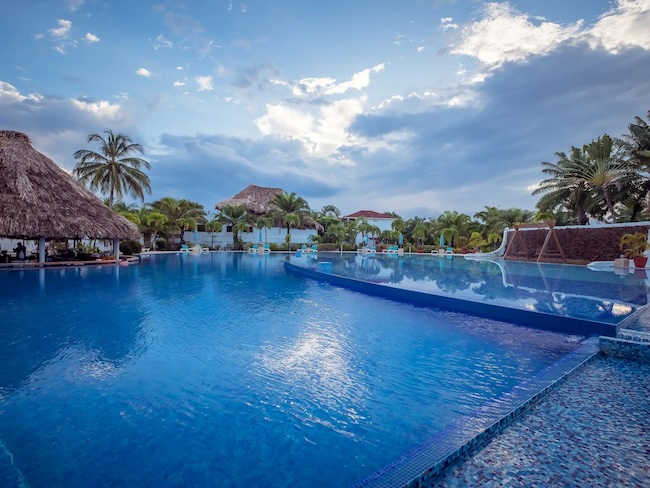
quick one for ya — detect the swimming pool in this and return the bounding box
[286,253,647,335]
[1,254,588,486]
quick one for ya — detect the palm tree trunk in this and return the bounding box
[603,187,617,224]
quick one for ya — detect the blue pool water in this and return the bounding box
[288,254,648,326]
[1,254,584,486]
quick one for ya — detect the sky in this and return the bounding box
[1,0,649,219]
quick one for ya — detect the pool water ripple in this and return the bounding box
[0,254,588,486]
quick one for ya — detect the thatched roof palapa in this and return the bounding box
[0,130,140,240]
[216,184,283,215]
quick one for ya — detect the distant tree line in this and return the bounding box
[72,109,650,251]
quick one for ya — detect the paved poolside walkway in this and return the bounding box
[433,356,650,487]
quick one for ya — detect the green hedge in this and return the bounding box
[120,239,142,255]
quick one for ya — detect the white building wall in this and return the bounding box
[183,227,318,247]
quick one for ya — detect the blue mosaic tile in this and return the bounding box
[352,338,601,487]
[431,356,650,487]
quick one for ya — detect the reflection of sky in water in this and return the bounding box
[292,255,648,324]
[0,254,591,487]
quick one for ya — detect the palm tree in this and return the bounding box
[204,219,224,248]
[146,211,168,249]
[437,210,471,247]
[533,148,595,225]
[151,197,206,247]
[73,130,151,207]
[412,221,428,247]
[321,204,341,217]
[217,204,250,250]
[327,223,348,252]
[255,216,274,243]
[575,134,627,223]
[271,191,310,234]
[619,110,650,169]
[283,213,301,248]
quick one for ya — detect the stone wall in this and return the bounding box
[505,225,650,263]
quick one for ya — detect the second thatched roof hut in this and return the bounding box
[0,130,139,240]
[215,184,283,216]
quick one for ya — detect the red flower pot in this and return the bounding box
[633,256,648,268]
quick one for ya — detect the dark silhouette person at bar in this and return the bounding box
[14,242,27,261]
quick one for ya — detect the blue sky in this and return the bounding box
[1,0,649,218]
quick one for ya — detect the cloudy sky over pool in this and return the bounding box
[1,0,649,217]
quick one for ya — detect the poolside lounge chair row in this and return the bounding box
[248,244,271,254]
[180,244,210,253]
[300,245,318,254]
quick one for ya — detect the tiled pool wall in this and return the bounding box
[352,338,601,487]
[600,335,650,363]
[284,262,619,337]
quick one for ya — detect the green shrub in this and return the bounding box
[317,243,339,251]
[120,239,142,255]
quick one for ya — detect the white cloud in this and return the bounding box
[136,68,152,77]
[84,32,100,43]
[152,34,173,50]
[451,1,650,68]
[176,66,183,71]
[34,33,45,40]
[194,75,213,91]
[289,64,386,98]
[588,0,650,52]
[64,0,85,12]
[173,80,186,87]
[452,3,582,67]
[418,46,425,53]
[440,17,459,31]
[49,19,72,38]
[255,96,380,165]
[0,81,42,104]
[71,98,122,120]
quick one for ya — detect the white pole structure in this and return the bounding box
[113,238,120,262]
[39,236,46,263]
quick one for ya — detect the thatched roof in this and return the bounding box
[0,131,140,240]
[216,184,283,215]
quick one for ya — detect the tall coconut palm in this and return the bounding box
[271,191,310,234]
[73,130,151,207]
[533,147,596,225]
[619,110,650,169]
[574,134,628,223]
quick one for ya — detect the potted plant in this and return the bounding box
[620,232,650,268]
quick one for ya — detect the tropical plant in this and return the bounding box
[321,204,341,217]
[255,216,274,243]
[204,219,224,248]
[534,147,598,225]
[73,130,151,207]
[468,232,484,250]
[217,204,250,250]
[146,211,168,249]
[151,197,206,246]
[271,191,310,234]
[577,134,627,223]
[620,232,650,258]
[327,223,348,252]
[283,213,301,247]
